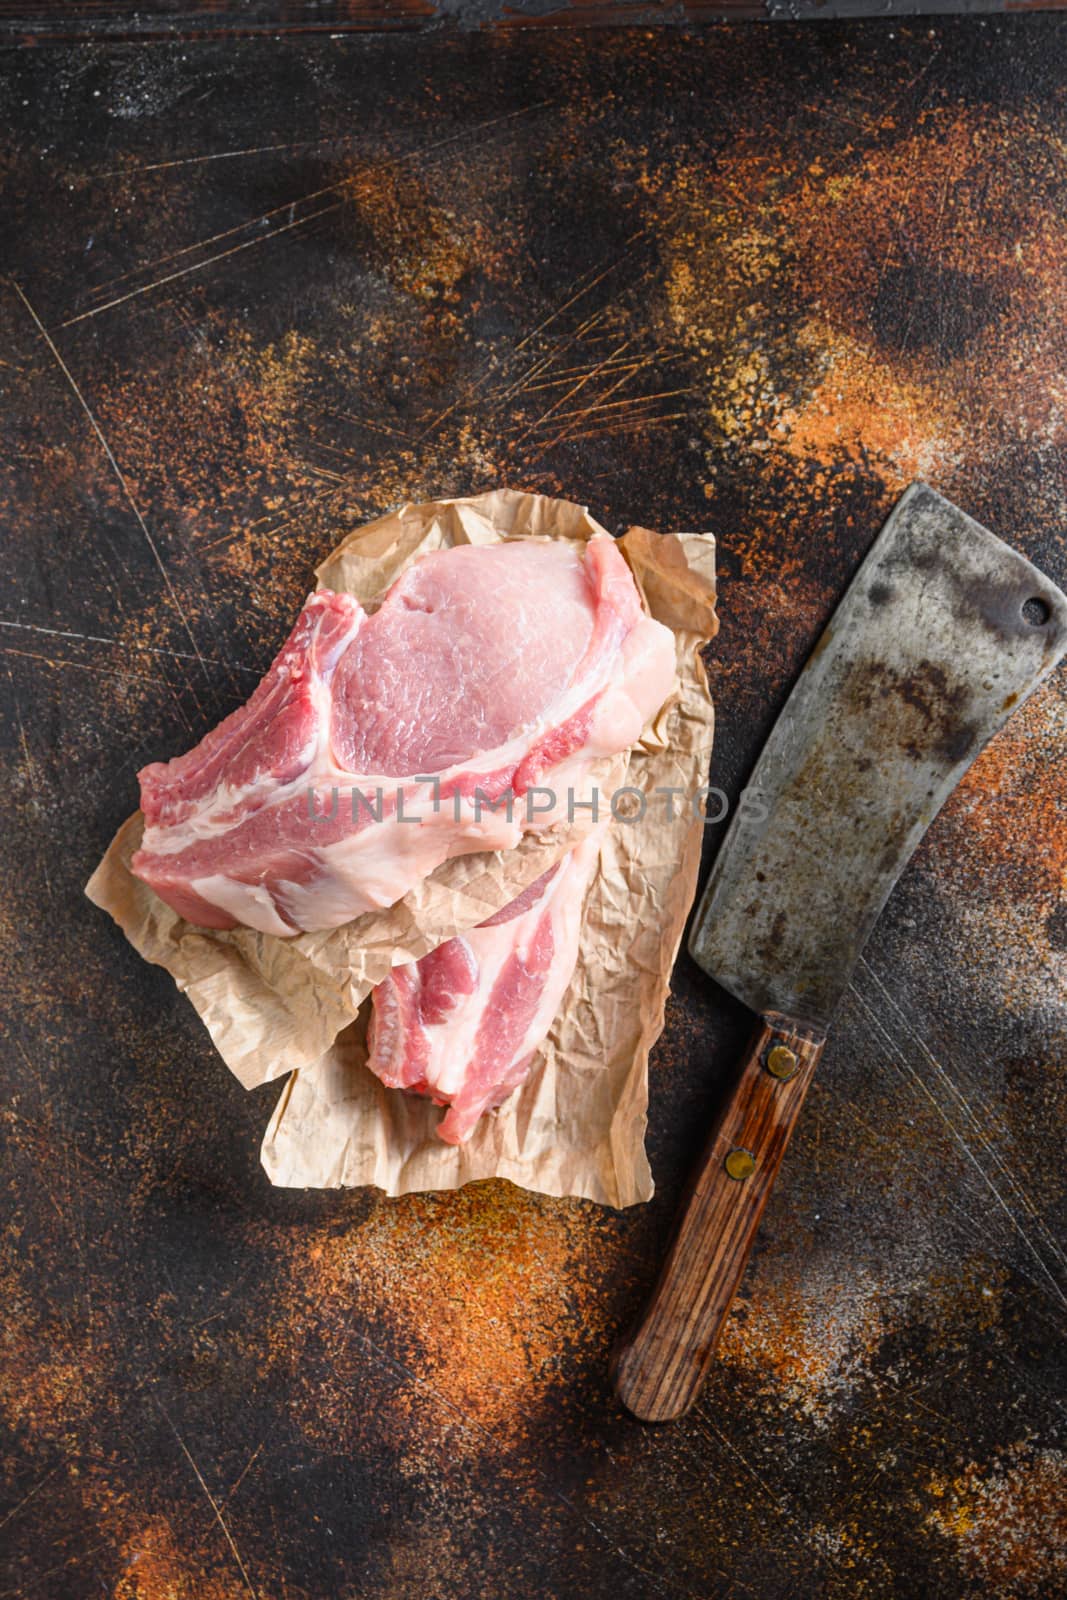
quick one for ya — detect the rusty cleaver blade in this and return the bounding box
[613,483,1067,1423]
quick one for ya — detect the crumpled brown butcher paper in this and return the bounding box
[87,490,717,1208]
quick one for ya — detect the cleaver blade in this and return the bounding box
[690,481,1067,1025]
[614,483,1067,1423]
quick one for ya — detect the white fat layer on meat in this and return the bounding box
[139,549,664,860]
[420,818,608,1102]
[427,932,525,1101]
[275,797,523,930]
[190,875,296,939]
[139,539,676,936]
[273,749,619,934]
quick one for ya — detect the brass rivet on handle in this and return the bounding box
[725,1148,756,1181]
[766,1044,799,1081]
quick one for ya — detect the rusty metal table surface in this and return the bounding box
[2,18,1066,1600]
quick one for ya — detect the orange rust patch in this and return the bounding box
[927,685,1066,910]
[111,1513,247,1600]
[925,1445,1067,1593]
[774,326,963,488]
[342,162,475,304]
[89,323,320,558]
[0,1247,106,1449]
[717,1269,889,1420]
[265,1183,611,1457]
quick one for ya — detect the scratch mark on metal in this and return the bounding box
[512,231,650,356]
[344,1328,714,1600]
[517,348,682,393]
[694,1414,852,1586]
[859,956,1067,1282]
[156,1401,260,1600]
[1,644,181,691]
[9,279,210,679]
[491,307,614,406]
[0,1538,114,1596]
[221,1441,266,1509]
[509,337,633,446]
[62,203,344,329]
[61,101,556,328]
[0,617,258,673]
[88,132,368,179]
[0,1468,60,1536]
[849,984,1067,1314]
[1,646,199,741]
[318,405,413,441]
[562,409,693,445]
[538,348,666,453]
[415,246,652,446]
[546,386,695,423]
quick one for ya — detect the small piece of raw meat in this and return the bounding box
[366,822,608,1143]
[132,537,673,935]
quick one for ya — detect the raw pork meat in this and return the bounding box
[132,537,673,936]
[366,822,608,1143]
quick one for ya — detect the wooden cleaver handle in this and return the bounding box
[613,1012,825,1423]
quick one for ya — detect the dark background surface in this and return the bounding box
[5,1,1067,48]
[2,18,1066,1600]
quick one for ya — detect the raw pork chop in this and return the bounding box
[366,822,608,1143]
[132,536,674,936]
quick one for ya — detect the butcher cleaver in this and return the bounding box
[613,483,1067,1423]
